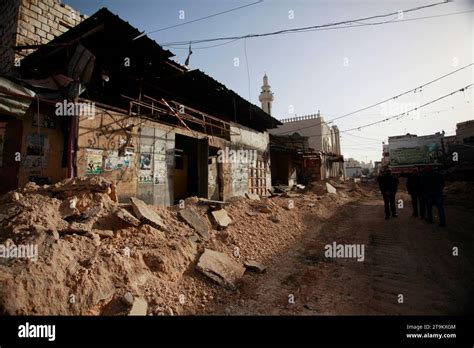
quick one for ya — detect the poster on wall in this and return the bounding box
[140,154,152,170]
[103,150,133,171]
[32,113,56,129]
[26,134,48,156]
[86,149,103,175]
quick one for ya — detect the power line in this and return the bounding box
[163,9,473,50]
[133,0,264,40]
[159,1,449,46]
[340,84,473,133]
[275,63,473,135]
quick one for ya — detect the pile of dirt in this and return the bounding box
[0,176,366,315]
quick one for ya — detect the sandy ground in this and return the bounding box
[208,191,474,315]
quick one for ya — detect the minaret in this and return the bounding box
[259,73,274,115]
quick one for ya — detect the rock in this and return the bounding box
[196,249,245,289]
[114,207,140,227]
[50,230,60,240]
[130,197,167,231]
[211,209,232,228]
[245,193,260,201]
[178,208,210,239]
[307,203,316,207]
[326,182,337,194]
[81,204,103,220]
[188,234,200,243]
[123,292,134,306]
[93,229,114,238]
[245,211,258,217]
[66,221,93,234]
[244,260,267,273]
[259,206,272,214]
[128,298,148,316]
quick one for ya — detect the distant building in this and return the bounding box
[269,113,343,180]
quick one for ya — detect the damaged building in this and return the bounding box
[268,113,344,183]
[0,6,281,204]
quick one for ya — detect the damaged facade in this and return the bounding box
[269,113,344,184]
[0,6,281,203]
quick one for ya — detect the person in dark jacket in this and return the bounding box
[422,166,446,227]
[377,168,399,219]
[406,169,425,219]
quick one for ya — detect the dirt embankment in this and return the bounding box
[0,177,364,315]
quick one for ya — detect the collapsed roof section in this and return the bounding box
[17,8,281,133]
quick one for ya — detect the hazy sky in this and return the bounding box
[66,0,473,162]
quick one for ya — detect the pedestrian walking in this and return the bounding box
[422,166,446,227]
[377,168,399,219]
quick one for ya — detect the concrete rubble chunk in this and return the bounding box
[178,208,210,239]
[114,207,141,227]
[65,221,93,234]
[122,292,134,306]
[211,209,232,228]
[307,203,316,207]
[245,211,258,217]
[259,206,272,214]
[245,193,260,201]
[196,248,245,289]
[326,182,337,194]
[244,260,267,273]
[128,297,148,316]
[130,197,167,231]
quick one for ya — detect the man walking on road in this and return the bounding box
[377,168,399,220]
[422,166,446,227]
[406,168,425,219]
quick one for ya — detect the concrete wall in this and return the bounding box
[0,0,85,77]
[18,102,68,186]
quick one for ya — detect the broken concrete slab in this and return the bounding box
[245,193,260,201]
[244,260,267,273]
[128,297,148,316]
[65,221,93,234]
[130,197,167,231]
[114,207,141,227]
[178,208,210,239]
[196,249,245,289]
[326,182,337,194]
[211,209,232,228]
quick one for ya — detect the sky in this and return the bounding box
[65,0,474,163]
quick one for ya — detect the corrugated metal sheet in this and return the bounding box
[0,77,36,118]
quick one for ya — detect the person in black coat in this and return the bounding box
[422,166,446,227]
[377,168,399,219]
[406,169,425,219]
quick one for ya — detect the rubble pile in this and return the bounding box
[0,176,365,315]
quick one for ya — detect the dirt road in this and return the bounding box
[214,192,474,315]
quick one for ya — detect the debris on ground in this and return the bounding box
[196,248,246,289]
[0,176,367,315]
